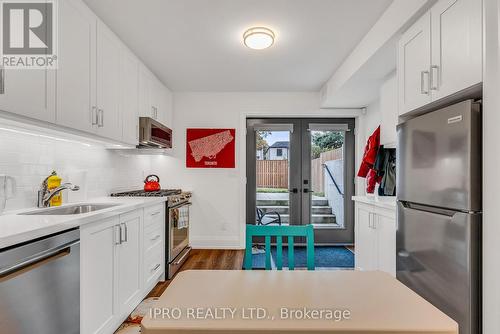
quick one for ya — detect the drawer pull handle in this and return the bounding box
[150,211,161,216]
[151,263,161,272]
[150,234,161,241]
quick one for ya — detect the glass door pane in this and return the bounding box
[302,120,355,245]
[310,129,345,228]
[255,130,290,226]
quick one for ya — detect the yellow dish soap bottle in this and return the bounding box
[47,171,62,206]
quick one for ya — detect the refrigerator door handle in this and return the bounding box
[399,201,457,217]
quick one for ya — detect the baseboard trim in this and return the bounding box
[190,236,243,249]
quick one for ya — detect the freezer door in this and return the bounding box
[396,201,481,334]
[397,100,481,211]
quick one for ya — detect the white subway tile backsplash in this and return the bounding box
[0,129,153,212]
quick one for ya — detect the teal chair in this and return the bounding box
[244,224,315,270]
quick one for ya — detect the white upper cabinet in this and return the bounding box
[57,0,96,133]
[138,64,172,126]
[398,0,482,115]
[120,49,140,145]
[0,0,173,145]
[398,12,432,114]
[160,86,173,127]
[430,0,482,100]
[138,64,153,119]
[96,22,122,141]
[380,73,398,146]
[0,68,56,123]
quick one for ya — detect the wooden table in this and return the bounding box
[141,270,458,334]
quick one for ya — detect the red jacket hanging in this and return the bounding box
[358,126,381,193]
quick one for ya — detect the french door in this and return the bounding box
[246,118,355,245]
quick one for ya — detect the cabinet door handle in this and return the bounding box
[91,106,98,125]
[115,225,122,245]
[420,70,430,95]
[151,263,161,272]
[430,65,439,91]
[150,234,161,241]
[150,211,161,216]
[97,109,104,127]
[120,223,128,243]
[0,67,5,94]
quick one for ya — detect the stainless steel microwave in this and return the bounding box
[138,117,172,148]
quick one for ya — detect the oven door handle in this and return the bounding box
[169,202,192,210]
[174,247,192,265]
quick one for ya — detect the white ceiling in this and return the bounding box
[83,0,392,92]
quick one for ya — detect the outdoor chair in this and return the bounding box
[256,207,282,225]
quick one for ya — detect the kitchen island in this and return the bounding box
[141,270,457,334]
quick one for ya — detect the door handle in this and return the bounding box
[115,225,122,245]
[420,70,430,95]
[97,109,104,127]
[303,189,309,194]
[430,65,439,91]
[120,223,128,243]
[91,106,98,125]
[0,240,78,278]
[289,188,298,193]
[0,67,5,94]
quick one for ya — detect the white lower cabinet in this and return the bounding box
[81,216,119,334]
[81,205,165,334]
[116,210,143,317]
[355,201,396,276]
[143,204,166,288]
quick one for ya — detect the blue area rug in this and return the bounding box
[247,246,354,269]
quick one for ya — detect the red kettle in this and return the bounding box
[144,175,161,192]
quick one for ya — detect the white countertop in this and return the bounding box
[142,270,458,334]
[0,197,167,249]
[352,195,397,210]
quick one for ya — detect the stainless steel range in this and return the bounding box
[111,189,192,279]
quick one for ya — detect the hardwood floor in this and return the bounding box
[147,249,245,298]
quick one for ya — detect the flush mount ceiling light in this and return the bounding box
[243,27,275,50]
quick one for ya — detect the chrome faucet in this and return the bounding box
[37,174,80,208]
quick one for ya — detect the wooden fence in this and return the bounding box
[256,148,343,190]
[257,160,289,189]
[311,148,343,194]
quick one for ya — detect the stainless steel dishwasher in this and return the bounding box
[0,228,80,334]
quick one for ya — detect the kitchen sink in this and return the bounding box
[19,203,119,216]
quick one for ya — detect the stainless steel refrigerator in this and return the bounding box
[396,99,482,334]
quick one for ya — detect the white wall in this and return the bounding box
[482,0,500,332]
[356,99,382,195]
[0,123,157,212]
[161,92,363,249]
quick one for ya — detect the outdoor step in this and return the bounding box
[256,199,289,206]
[311,214,337,224]
[312,199,329,206]
[258,206,289,214]
[256,199,330,207]
[269,214,336,224]
[258,206,332,215]
[312,206,333,214]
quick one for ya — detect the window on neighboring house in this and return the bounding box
[276,148,283,157]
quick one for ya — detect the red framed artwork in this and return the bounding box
[186,128,236,168]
